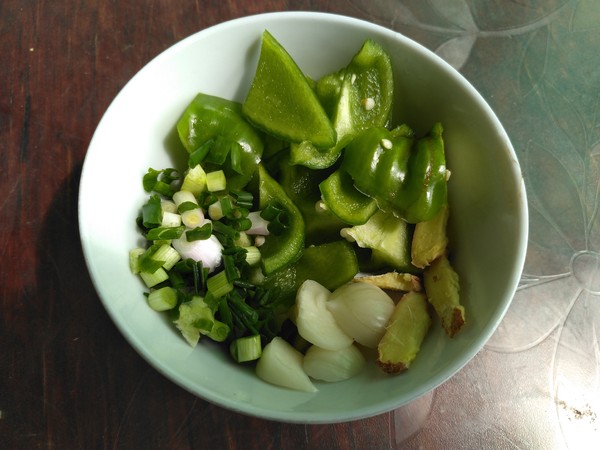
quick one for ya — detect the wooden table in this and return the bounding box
[2,1,599,448]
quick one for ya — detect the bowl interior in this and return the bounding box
[79,12,527,423]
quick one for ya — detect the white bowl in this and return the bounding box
[79,12,528,423]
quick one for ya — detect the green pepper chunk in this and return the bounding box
[277,158,346,245]
[254,164,305,275]
[261,240,359,308]
[342,123,447,224]
[176,93,264,190]
[290,39,394,169]
[319,169,377,225]
[242,30,336,149]
[403,122,448,223]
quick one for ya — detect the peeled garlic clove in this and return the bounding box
[327,282,395,348]
[256,337,317,392]
[303,344,366,382]
[294,280,353,351]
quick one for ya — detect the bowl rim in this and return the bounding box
[78,10,529,423]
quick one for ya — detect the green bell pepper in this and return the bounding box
[290,39,394,169]
[403,122,448,223]
[342,123,447,224]
[254,164,305,275]
[319,168,377,225]
[277,158,347,245]
[177,93,264,190]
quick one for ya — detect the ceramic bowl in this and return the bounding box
[79,12,528,423]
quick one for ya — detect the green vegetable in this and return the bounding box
[342,123,448,223]
[319,169,377,225]
[277,158,346,245]
[145,225,185,241]
[289,39,393,169]
[143,168,180,197]
[403,123,448,223]
[140,267,169,288]
[206,170,227,192]
[186,223,213,241]
[242,30,336,148]
[141,195,163,228]
[131,35,458,376]
[177,93,264,189]
[230,335,262,363]
[147,286,178,311]
[180,164,207,196]
[254,164,305,275]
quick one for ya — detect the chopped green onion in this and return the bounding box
[173,190,198,208]
[231,190,254,209]
[138,244,166,273]
[206,170,227,192]
[219,196,234,216]
[161,199,178,214]
[162,169,180,184]
[145,225,185,241]
[189,260,208,295]
[168,268,185,289]
[232,217,252,232]
[229,207,249,220]
[208,201,224,220]
[142,195,162,228]
[244,246,261,266]
[147,286,178,311]
[260,201,283,221]
[181,164,207,196]
[177,201,198,213]
[222,254,240,283]
[161,211,181,228]
[181,208,204,228]
[152,244,181,270]
[207,271,234,298]
[129,248,146,274]
[143,168,179,196]
[200,192,219,209]
[230,335,262,363]
[140,267,169,287]
[260,201,291,236]
[208,320,230,342]
[218,298,234,329]
[228,290,259,323]
[186,223,212,241]
[143,168,162,192]
[212,221,240,245]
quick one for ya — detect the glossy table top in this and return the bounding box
[1,1,598,448]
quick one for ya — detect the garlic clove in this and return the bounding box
[327,282,395,348]
[303,344,366,382]
[256,337,317,392]
[294,280,353,351]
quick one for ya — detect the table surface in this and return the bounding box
[2,1,599,448]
